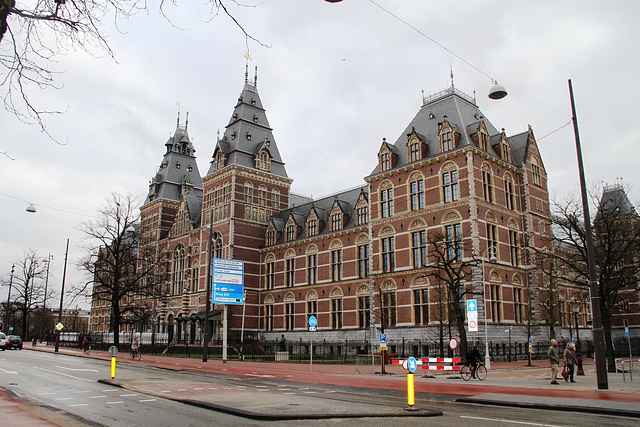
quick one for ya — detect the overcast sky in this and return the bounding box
[2,0,639,310]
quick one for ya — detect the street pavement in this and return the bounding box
[3,343,640,425]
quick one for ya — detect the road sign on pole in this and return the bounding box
[212,258,244,305]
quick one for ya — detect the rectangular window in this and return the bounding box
[532,163,541,186]
[357,245,369,278]
[410,180,424,211]
[442,131,453,151]
[331,213,341,231]
[357,206,368,225]
[414,289,429,325]
[509,229,519,266]
[443,170,459,203]
[331,298,343,329]
[285,258,295,287]
[506,179,515,210]
[514,288,525,324]
[446,224,463,261]
[265,305,273,331]
[307,300,317,321]
[332,250,342,281]
[358,295,370,328]
[381,237,395,272]
[307,254,317,284]
[381,152,390,171]
[266,261,275,289]
[308,220,317,236]
[412,230,427,268]
[287,225,296,241]
[490,284,502,323]
[482,169,493,203]
[285,302,294,330]
[380,188,394,218]
[487,223,498,256]
[382,291,396,327]
[244,185,253,204]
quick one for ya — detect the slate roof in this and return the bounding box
[269,186,369,243]
[207,73,288,179]
[595,184,638,222]
[144,120,204,206]
[367,87,526,176]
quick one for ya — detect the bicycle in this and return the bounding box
[461,362,487,381]
[130,348,141,360]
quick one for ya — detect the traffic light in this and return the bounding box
[0,322,3,330]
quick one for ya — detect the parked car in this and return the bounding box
[6,335,23,350]
[0,332,6,351]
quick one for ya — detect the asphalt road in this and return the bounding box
[1,350,638,426]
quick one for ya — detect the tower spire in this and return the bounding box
[245,63,249,83]
[450,65,454,88]
[254,66,258,87]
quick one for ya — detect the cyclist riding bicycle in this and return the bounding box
[466,344,482,378]
[131,336,140,359]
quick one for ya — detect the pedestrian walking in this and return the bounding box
[563,343,577,383]
[547,339,560,385]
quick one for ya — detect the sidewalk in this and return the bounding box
[7,344,640,422]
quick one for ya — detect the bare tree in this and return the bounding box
[77,192,158,346]
[1,1,260,139]
[536,252,562,340]
[549,186,640,371]
[10,248,47,338]
[426,231,475,359]
[431,274,450,358]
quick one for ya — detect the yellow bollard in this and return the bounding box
[111,356,116,379]
[407,372,415,407]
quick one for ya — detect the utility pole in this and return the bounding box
[54,239,69,353]
[4,264,15,331]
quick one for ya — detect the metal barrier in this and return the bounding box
[616,358,633,382]
[421,357,462,372]
[354,354,382,374]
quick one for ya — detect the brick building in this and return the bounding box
[93,69,610,355]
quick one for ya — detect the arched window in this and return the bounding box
[171,244,185,295]
[379,181,394,218]
[482,164,494,203]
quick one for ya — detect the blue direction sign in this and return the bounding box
[407,356,417,373]
[467,300,478,313]
[212,258,244,305]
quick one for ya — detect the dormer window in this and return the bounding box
[256,150,271,171]
[233,113,238,121]
[246,132,252,141]
[406,128,424,162]
[438,116,456,152]
[231,131,236,140]
[380,152,391,171]
[308,219,317,237]
[253,115,259,123]
[331,213,342,231]
[480,131,489,151]
[286,224,296,241]
[251,99,256,105]
[176,162,181,169]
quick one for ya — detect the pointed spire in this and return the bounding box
[254,66,258,87]
[450,65,454,88]
[245,63,249,83]
[185,112,189,130]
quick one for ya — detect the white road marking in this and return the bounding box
[0,368,18,375]
[461,416,565,427]
[55,397,74,401]
[69,404,89,407]
[72,390,90,394]
[304,391,316,394]
[283,392,296,395]
[139,399,157,403]
[102,389,119,392]
[193,387,204,390]
[55,365,99,373]
[38,392,57,395]
[120,393,137,397]
[89,395,107,399]
[324,390,336,393]
[106,401,124,405]
[160,390,172,393]
[33,366,93,382]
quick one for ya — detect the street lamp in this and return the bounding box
[203,217,213,362]
[572,301,585,375]
[569,79,608,389]
[54,239,69,353]
[505,326,512,362]
[481,246,497,369]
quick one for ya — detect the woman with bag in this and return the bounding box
[563,343,577,383]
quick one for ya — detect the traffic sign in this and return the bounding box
[108,346,119,357]
[407,356,417,373]
[308,316,317,327]
[468,319,478,332]
[55,323,64,331]
[212,258,244,305]
[466,299,478,320]
[449,337,459,350]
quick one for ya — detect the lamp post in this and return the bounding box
[203,216,213,362]
[54,239,69,353]
[41,253,52,339]
[505,326,512,362]
[569,79,608,389]
[481,246,497,369]
[4,264,15,332]
[572,301,585,375]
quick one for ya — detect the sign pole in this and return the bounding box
[223,304,228,363]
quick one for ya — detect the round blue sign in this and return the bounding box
[308,316,317,327]
[407,356,417,373]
